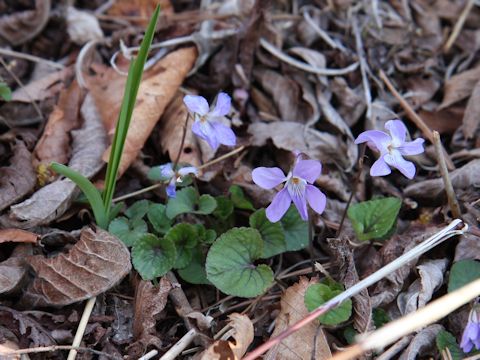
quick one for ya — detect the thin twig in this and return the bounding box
[330,278,480,360]
[443,0,476,52]
[138,349,158,360]
[379,70,455,170]
[260,38,359,76]
[172,113,190,171]
[0,48,65,69]
[196,145,245,170]
[67,297,96,360]
[433,131,462,219]
[302,8,347,52]
[242,220,466,360]
[159,329,197,360]
[1,345,119,359]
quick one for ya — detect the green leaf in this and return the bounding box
[373,308,390,328]
[206,227,274,297]
[304,282,352,325]
[280,206,309,251]
[436,330,463,360]
[166,187,217,219]
[194,224,217,244]
[213,196,234,220]
[0,82,12,101]
[448,259,480,292]
[229,185,255,211]
[125,200,151,221]
[177,246,210,285]
[147,203,172,235]
[249,209,286,258]
[132,233,176,280]
[50,162,108,229]
[108,216,148,247]
[148,163,194,187]
[347,197,401,241]
[164,223,198,269]
[343,326,357,345]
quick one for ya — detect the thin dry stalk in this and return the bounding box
[330,278,480,360]
[159,329,197,360]
[379,70,455,170]
[433,131,462,219]
[67,297,96,360]
[1,345,118,359]
[138,349,158,360]
[443,0,476,52]
[0,48,64,69]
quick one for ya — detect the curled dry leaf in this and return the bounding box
[0,244,32,295]
[463,80,480,139]
[0,140,36,212]
[156,92,201,166]
[92,47,197,176]
[398,324,443,360]
[396,259,448,315]
[108,0,174,26]
[0,229,38,244]
[404,159,480,201]
[265,277,331,360]
[129,278,172,354]
[200,313,254,360]
[0,0,51,46]
[33,80,83,167]
[10,94,107,226]
[419,105,464,135]
[439,64,480,109]
[23,227,131,306]
[248,121,357,170]
[66,6,103,45]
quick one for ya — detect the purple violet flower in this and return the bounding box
[354,119,425,179]
[159,163,198,198]
[252,154,326,223]
[461,303,480,353]
[183,92,236,152]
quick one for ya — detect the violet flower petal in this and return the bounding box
[370,156,392,177]
[355,130,390,153]
[192,121,219,151]
[293,159,322,183]
[398,138,425,156]
[212,122,236,146]
[266,188,291,222]
[252,167,286,189]
[290,189,308,221]
[159,163,174,178]
[384,151,416,179]
[166,180,176,198]
[385,120,407,146]
[305,184,326,215]
[461,322,477,353]
[178,166,198,177]
[183,95,209,116]
[210,92,231,117]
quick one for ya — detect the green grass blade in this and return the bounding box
[103,5,161,218]
[51,162,108,229]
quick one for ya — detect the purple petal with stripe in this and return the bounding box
[252,167,285,189]
[266,188,291,222]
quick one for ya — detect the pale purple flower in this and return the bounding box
[461,303,480,353]
[159,163,198,198]
[355,120,425,179]
[252,154,326,223]
[183,92,236,152]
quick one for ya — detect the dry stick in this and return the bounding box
[242,219,466,360]
[172,113,190,172]
[329,278,480,360]
[138,349,158,360]
[433,131,462,219]
[159,329,197,360]
[378,70,455,171]
[2,345,119,359]
[353,17,373,121]
[0,48,65,69]
[443,0,476,52]
[67,297,96,360]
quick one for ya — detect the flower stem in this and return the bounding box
[308,208,316,273]
[172,113,190,172]
[196,145,245,170]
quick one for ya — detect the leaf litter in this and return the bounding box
[0,0,479,359]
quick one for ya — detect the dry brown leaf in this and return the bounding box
[33,80,83,167]
[92,47,197,176]
[439,64,480,109]
[248,121,357,170]
[24,227,131,306]
[11,67,72,103]
[129,278,172,355]
[419,105,464,135]
[66,6,103,45]
[0,244,32,295]
[200,313,254,360]
[463,80,480,139]
[10,94,107,226]
[0,0,51,46]
[0,140,36,212]
[331,77,366,127]
[265,277,331,360]
[157,92,201,166]
[398,324,443,360]
[108,0,174,26]
[0,229,37,244]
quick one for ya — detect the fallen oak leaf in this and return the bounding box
[23,227,131,306]
[462,79,480,139]
[0,229,38,244]
[0,244,32,295]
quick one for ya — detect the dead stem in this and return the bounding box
[172,113,190,171]
[1,345,119,359]
[0,47,65,69]
[67,297,96,360]
[443,0,476,52]
[433,131,462,219]
[379,70,455,170]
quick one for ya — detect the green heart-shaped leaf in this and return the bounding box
[448,259,480,292]
[249,208,286,258]
[304,282,352,325]
[132,233,176,280]
[206,227,274,297]
[177,246,210,285]
[108,216,147,247]
[125,199,151,221]
[164,223,198,269]
[166,187,217,219]
[280,206,309,251]
[147,203,172,235]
